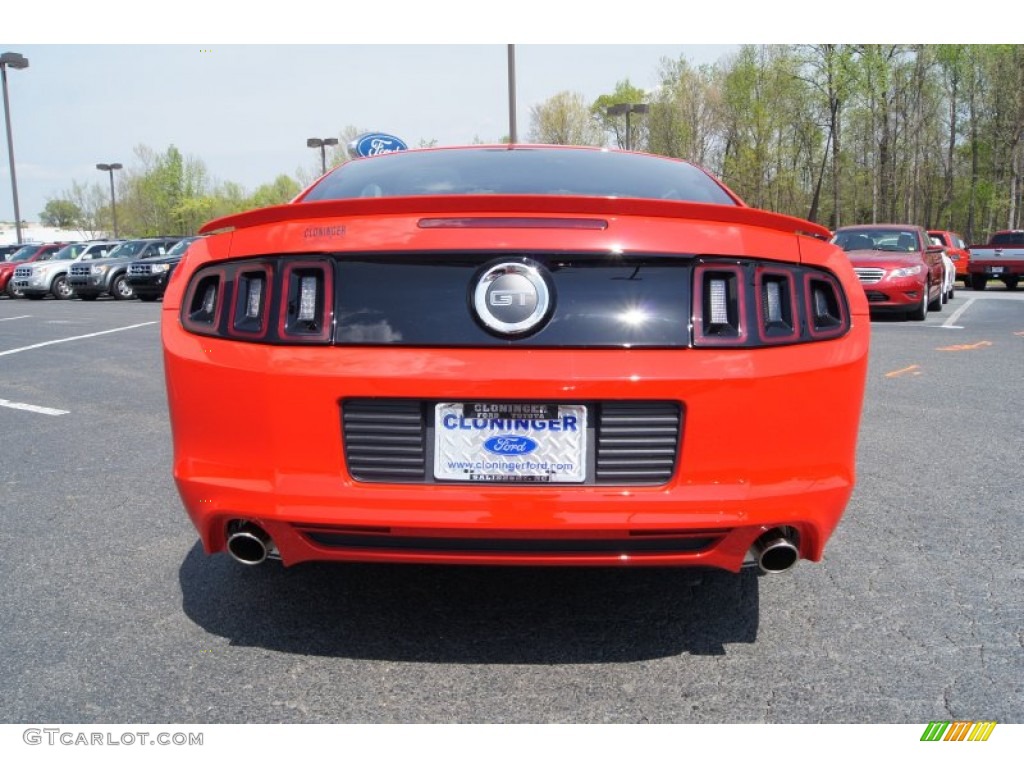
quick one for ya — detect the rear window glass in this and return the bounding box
[990,232,1024,246]
[301,147,737,206]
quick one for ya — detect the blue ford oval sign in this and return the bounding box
[350,132,408,158]
[484,435,538,456]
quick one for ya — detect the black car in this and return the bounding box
[68,237,182,300]
[125,236,200,301]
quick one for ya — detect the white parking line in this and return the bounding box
[944,298,976,328]
[0,398,69,416]
[0,321,158,358]
[0,315,31,322]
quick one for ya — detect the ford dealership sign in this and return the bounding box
[349,133,408,158]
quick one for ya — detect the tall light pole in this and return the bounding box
[606,102,649,151]
[507,44,518,144]
[1,51,29,245]
[307,137,338,175]
[96,163,123,238]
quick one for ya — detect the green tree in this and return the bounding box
[797,44,858,228]
[648,58,723,169]
[39,199,83,229]
[528,91,605,146]
[247,175,302,209]
[593,80,650,151]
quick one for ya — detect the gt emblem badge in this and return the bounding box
[473,261,552,336]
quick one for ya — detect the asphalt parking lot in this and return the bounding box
[0,290,1021,724]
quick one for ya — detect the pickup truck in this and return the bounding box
[968,230,1024,290]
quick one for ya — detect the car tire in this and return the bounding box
[7,283,24,299]
[970,275,987,291]
[949,284,955,300]
[1004,278,1019,291]
[908,282,928,321]
[928,281,943,312]
[111,274,134,300]
[51,275,74,300]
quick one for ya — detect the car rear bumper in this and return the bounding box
[164,319,870,571]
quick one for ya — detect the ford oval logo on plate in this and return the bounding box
[484,435,538,456]
[350,132,409,158]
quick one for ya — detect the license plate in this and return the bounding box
[990,266,1004,274]
[434,403,587,483]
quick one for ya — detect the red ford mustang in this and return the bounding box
[163,146,869,575]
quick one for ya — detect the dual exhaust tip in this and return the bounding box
[749,528,800,574]
[226,521,279,566]
[225,520,800,573]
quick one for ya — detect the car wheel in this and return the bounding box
[949,284,955,300]
[908,282,929,321]
[970,275,987,291]
[7,283,24,298]
[51,275,74,300]
[1004,277,1019,291]
[928,281,943,312]
[111,274,134,300]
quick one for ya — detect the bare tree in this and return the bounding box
[528,92,605,146]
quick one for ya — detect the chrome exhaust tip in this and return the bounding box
[226,521,277,566]
[750,528,800,574]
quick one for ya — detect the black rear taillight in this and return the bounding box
[231,266,273,338]
[280,262,333,342]
[693,264,747,345]
[805,274,847,339]
[693,260,850,347]
[180,258,333,344]
[756,268,798,343]
[181,269,224,335]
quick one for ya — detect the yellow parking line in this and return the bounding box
[885,365,921,378]
[936,340,993,351]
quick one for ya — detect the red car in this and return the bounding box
[928,229,971,287]
[0,242,70,298]
[163,146,869,576]
[832,225,946,320]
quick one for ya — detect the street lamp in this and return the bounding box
[96,163,123,238]
[606,102,649,151]
[307,137,339,175]
[1,51,29,245]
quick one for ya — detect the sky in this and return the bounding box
[0,43,740,223]
[0,2,1009,226]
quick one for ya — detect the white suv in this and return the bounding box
[11,241,123,300]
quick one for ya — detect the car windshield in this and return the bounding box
[52,244,86,260]
[8,245,41,262]
[302,147,738,206]
[164,238,196,257]
[107,241,149,259]
[832,229,920,252]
